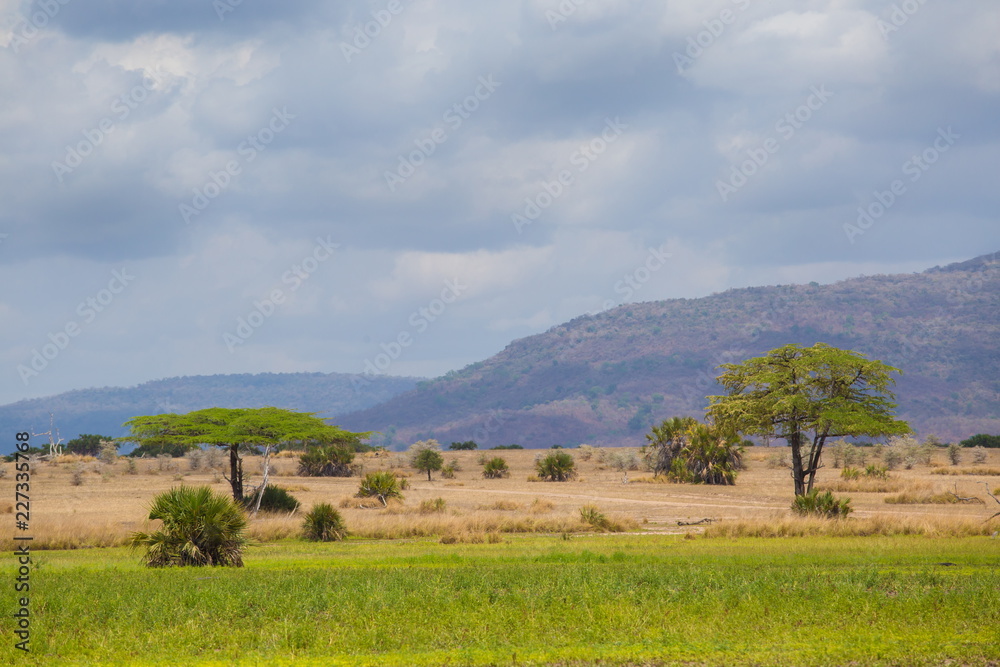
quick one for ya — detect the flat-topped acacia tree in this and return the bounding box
[707,343,910,496]
[122,407,369,502]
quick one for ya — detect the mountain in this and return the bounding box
[341,252,1000,449]
[0,372,421,449]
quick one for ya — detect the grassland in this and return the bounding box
[5,535,1000,666]
[2,446,1000,665]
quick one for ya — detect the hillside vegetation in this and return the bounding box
[342,252,999,448]
[0,372,420,445]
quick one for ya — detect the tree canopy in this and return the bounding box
[122,407,370,501]
[707,343,910,495]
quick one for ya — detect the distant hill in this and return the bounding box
[341,252,1000,449]
[0,373,422,450]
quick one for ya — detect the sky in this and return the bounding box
[1,0,998,406]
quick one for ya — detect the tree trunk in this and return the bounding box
[789,432,806,496]
[426,469,432,482]
[229,445,243,501]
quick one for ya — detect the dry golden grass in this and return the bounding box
[816,477,923,493]
[884,492,981,505]
[702,514,995,538]
[4,445,997,550]
[931,467,1000,476]
[478,500,524,511]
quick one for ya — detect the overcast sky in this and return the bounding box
[1,0,997,406]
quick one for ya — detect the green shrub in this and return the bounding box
[491,444,523,450]
[244,485,301,513]
[129,486,247,567]
[356,471,404,504]
[791,490,852,518]
[864,464,889,480]
[579,504,611,531]
[841,467,861,480]
[298,445,355,477]
[536,451,576,481]
[302,503,347,542]
[482,456,510,479]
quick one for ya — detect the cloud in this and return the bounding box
[0,0,997,406]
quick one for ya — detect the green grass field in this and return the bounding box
[4,534,999,666]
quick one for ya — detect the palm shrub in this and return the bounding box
[791,489,852,518]
[680,424,742,485]
[482,456,510,479]
[536,451,576,481]
[356,471,404,505]
[129,486,247,567]
[245,485,301,513]
[841,467,861,480]
[643,416,697,475]
[302,503,347,542]
[864,464,889,480]
[298,444,355,477]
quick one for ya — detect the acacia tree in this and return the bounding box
[122,408,369,502]
[413,448,444,481]
[707,343,910,496]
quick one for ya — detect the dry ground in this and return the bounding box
[3,446,999,549]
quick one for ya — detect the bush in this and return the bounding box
[579,504,611,531]
[791,490,852,518]
[883,449,903,470]
[298,445,355,477]
[482,456,510,479]
[449,441,478,450]
[302,503,347,542]
[767,451,790,469]
[972,446,988,464]
[947,443,963,466]
[356,471,404,504]
[841,467,861,480]
[244,485,301,513]
[536,451,576,481]
[129,486,247,567]
[97,440,118,465]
